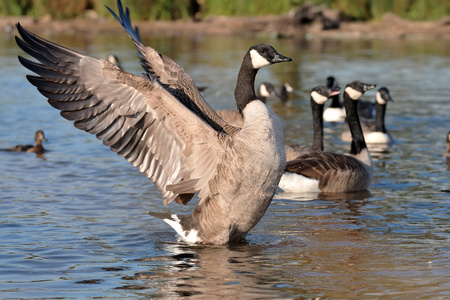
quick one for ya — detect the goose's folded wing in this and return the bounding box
[15,23,225,206]
[106,1,240,135]
[285,151,364,190]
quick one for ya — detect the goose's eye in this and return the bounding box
[261,49,266,53]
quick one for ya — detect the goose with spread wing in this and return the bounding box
[15,0,292,245]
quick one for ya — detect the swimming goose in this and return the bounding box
[3,130,46,154]
[363,87,394,144]
[15,3,291,244]
[257,82,293,103]
[284,85,340,161]
[279,81,375,193]
[323,76,346,122]
[341,87,393,144]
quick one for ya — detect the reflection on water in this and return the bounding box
[0,30,449,299]
[125,243,286,298]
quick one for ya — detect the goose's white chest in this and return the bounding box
[240,100,286,169]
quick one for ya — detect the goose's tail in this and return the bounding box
[149,212,202,244]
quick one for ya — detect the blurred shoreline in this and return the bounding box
[2,13,450,40]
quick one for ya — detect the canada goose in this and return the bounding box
[363,87,394,144]
[284,85,340,161]
[15,2,292,244]
[341,87,393,144]
[323,76,346,122]
[257,82,293,103]
[2,130,46,154]
[278,81,375,193]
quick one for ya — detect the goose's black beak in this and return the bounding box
[362,83,377,92]
[272,52,292,64]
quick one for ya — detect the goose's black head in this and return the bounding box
[248,44,292,69]
[326,76,339,90]
[310,85,341,105]
[376,87,393,105]
[345,80,377,100]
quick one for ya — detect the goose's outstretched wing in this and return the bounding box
[15,23,226,205]
[106,0,240,135]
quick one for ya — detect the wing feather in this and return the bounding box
[16,23,226,205]
[106,1,240,136]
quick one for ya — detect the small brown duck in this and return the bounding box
[8,130,46,154]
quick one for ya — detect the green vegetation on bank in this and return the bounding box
[0,0,448,21]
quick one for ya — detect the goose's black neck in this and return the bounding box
[344,91,367,155]
[374,101,387,133]
[310,98,324,151]
[329,94,341,108]
[234,53,258,115]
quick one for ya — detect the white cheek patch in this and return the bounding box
[376,91,386,105]
[311,91,329,104]
[345,86,363,100]
[259,84,270,97]
[250,49,271,69]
